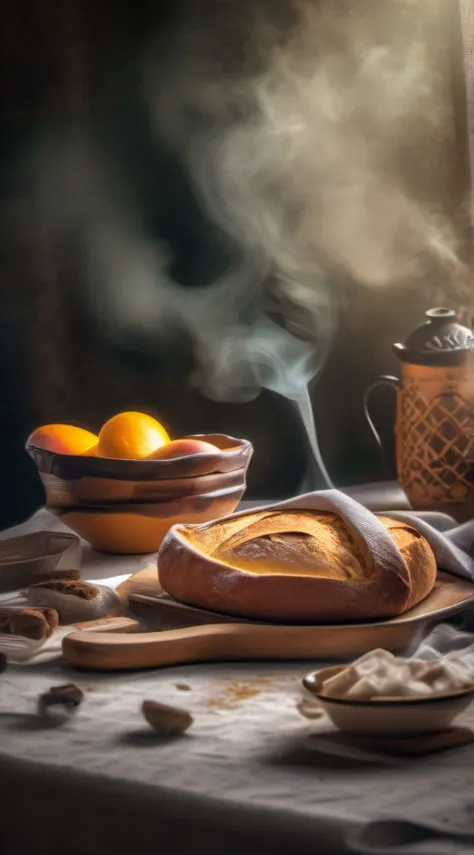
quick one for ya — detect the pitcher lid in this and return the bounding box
[393,307,474,366]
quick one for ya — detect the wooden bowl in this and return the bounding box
[27,433,252,553]
[27,434,253,553]
[53,487,246,553]
[303,664,474,736]
[26,434,253,507]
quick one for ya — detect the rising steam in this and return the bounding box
[31,0,469,412]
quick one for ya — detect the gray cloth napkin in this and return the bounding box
[385,510,474,581]
[241,489,474,580]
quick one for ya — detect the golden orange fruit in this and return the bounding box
[27,424,99,456]
[97,412,170,459]
[82,444,98,457]
[149,438,219,460]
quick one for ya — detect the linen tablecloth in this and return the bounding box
[2,491,474,855]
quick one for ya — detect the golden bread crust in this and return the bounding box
[158,510,437,623]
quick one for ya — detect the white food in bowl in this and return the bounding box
[319,649,474,701]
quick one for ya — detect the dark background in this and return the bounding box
[0,0,471,531]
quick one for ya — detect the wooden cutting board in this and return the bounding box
[118,565,256,626]
[61,567,474,671]
[73,616,141,633]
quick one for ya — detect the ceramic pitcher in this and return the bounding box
[364,307,474,521]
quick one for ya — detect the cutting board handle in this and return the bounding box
[73,616,141,633]
[62,623,329,670]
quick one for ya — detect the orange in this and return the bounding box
[82,444,98,457]
[150,438,218,460]
[97,412,170,459]
[27,424,99,456]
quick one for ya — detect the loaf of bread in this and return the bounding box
[158,509,437,622]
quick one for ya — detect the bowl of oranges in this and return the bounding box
[26,412,253,554]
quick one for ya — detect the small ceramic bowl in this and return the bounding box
[27,434,253,554]
[303,665,474,736]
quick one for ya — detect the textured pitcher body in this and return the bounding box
[396,361,474,517]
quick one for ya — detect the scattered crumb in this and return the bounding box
[296,698,324,720]
[38,683,84,712]
[206,678,274,710]
[142,700,193,736]
[175,683,191,692]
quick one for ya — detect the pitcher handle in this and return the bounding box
[363,375,401,475]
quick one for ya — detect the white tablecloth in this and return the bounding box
[2,502,474,855]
